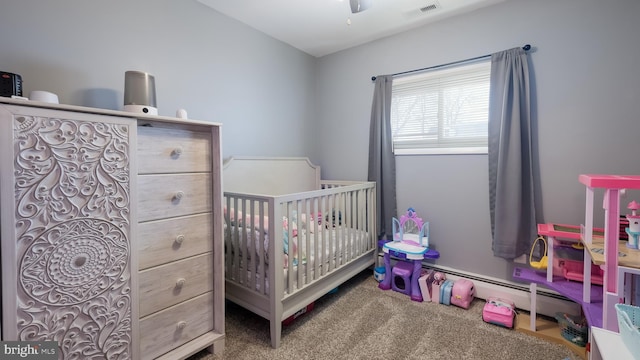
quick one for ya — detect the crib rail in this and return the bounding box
[224,193,273,296]
[223,181,376,301]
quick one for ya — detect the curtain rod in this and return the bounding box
[371,44,531,82]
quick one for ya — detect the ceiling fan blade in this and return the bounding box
[350,0,372,13]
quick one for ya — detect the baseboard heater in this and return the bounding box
[419,263,582,318]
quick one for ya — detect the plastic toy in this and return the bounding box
[282,303,314,326]
[374,266,386,282]
[625,200,640,250]
[451,279,475,309]
[391,261,414,296]
[529,236,548,270]
[433,272,446,283]
[431,272,446,303]
[555,312,588,347]
[378,208,440,301]
[439,280,454,305]
[418,270,435,302]
[561,258,604,285]
[483,297,516,328]
[390,208,430,253]
[530,229,602,283]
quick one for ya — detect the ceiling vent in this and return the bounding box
[402,1,441,19]
[420,2,440,13]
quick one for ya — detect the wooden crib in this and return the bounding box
[222,157,377,348]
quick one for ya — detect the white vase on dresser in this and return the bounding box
[0,98,224,359]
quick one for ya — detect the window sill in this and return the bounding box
[394,147,488,156]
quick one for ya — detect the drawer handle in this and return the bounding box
[176,278,186,288]
[175,235,185,245]
[173,191,184,201]
[172,147,183,157]
[177,321,187,330]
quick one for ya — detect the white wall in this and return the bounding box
[0,0,317,159]
[3,0,640,283]
[314,0,640,279]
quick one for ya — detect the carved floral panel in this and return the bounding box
[12,113,132,359]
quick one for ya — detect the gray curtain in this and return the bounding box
[368,75,396,240]
[488,47,537,259]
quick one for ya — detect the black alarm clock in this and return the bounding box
[0,72,23,97]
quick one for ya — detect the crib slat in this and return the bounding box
[327,194,334,270]
[320,196,328,276]
[232,197,240,283]
[242,199,249,287]
[305,199,312,284]
[295,200,303,291]
[286,202,294,295]
[258,200,266,295]
[248,200,256,292]
[226,196,233,278]
[335,192,340,267]
[312,197,320,279]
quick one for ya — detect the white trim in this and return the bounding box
[394,147,488,155]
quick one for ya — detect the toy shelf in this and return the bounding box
[512,267,603,328]
[537,223,603,240]
[515,174,640,342]
[579,174,640,333]
[513,222,605,335]
[584,238,640,268]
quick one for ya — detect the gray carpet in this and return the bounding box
[191,270,580,360]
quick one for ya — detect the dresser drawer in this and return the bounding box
[139,292,214,360]
[137,125,212,174]
[139,253,213,317]
[138,173,212,222]
[138,213,213,270]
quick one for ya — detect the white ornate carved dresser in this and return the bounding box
[0,98,224,359]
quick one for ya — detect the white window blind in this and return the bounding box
[391,59,491,155]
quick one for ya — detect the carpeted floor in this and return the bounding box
[190,270,581,360]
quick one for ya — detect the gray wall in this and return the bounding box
[0,0,317,159]
[313,0,640,280]
[3,0,640,283]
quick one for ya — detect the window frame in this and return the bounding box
[390,58,491,156]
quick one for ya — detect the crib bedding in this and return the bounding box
[224,208,358,268]
[225,206,370,295]
[225,222,369,269]
[229,231,370,294]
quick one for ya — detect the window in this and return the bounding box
[390,59,491,155]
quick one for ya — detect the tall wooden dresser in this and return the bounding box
[0,98,224,359]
